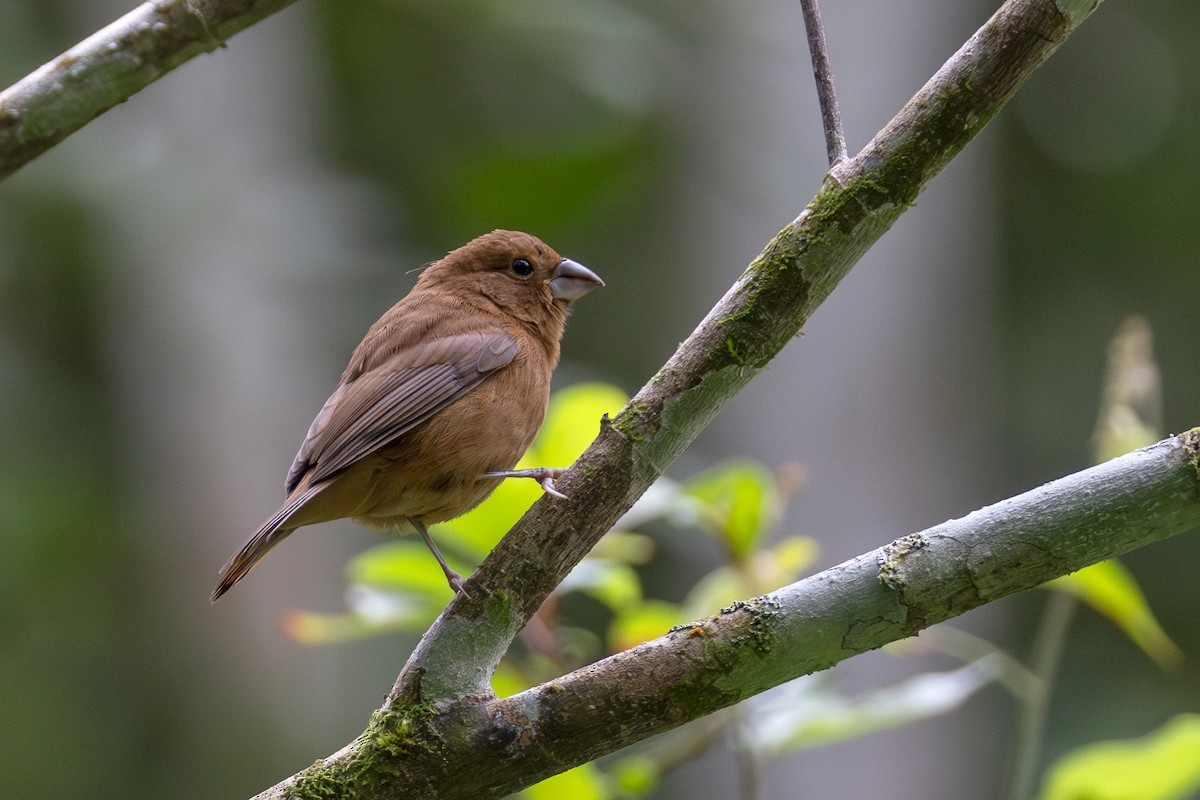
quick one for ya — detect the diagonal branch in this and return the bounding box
[270,432,1200,799]
[2,0,1132,796]
[252,0,1128,796]
[388,0,1106,706]
[0,0,300,181]
[460,432,1200,798]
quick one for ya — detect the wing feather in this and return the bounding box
[284,330,518,494]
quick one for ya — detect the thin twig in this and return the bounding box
[799,0,847,166]
[733,711,761,800]
[1007,592,1077,800]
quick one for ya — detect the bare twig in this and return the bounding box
[800,0,847,166]
[1007,591,1078,800]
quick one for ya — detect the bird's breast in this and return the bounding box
[350,351,550,526]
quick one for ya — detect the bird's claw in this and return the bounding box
[484,467,569,500]
[446,571,471,600]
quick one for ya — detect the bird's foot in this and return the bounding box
[408,515,472,599]
[483,467,567,499]
[445,569,471,600]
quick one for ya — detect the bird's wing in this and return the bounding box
[284,330,518,493]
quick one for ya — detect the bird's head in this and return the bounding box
[417,230,604,331]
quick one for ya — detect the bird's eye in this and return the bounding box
[510,258,534,276]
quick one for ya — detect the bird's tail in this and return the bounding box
[211,487,318,602]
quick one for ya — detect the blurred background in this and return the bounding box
[1,0,1198,797]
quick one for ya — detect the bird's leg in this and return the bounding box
[407,517,470,598]
[482,467,568,499]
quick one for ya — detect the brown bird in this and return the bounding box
[212,230,603,601]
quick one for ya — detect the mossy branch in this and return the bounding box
[272,431,1200,799]
[7,0,1166,798]
[0,0,300,181]
[248,0,1166,797]
[465,432,1200,799]
[389,0,1106,704]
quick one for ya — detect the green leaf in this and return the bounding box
[523,762,608,800]
[435,477,541,557]
[614,477,695,529]
[533,382,629,468]
[561,559,643,611]
[768,535,820,576]
[1091,315,1161,464]
[682,460,778,562]
[609,600,681,652]
[747,658,1004,756]
[586,531,656,565]
[491,661,533,700]
[1038,715,1200,800]
[437,382,628,554]
[281,581,441,643]
[347,540,461,598]
[681,566,751,621]
[280,609,385,645]
[746,535,819,592]
[611,755,660,796]
[1047,560,1182,669]
[681,536,819,620]
[1093,413,1160,463]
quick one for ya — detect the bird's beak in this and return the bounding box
[548,258,604,301]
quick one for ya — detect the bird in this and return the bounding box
[211,230,603,601]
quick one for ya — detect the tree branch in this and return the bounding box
[800,0,847,165]
[388,0,1104,705]
[0,0,299,181]
[468,432,1200,798]
[4,0,1135,796]
[268,431,1200,799]
[244,0,1129,796]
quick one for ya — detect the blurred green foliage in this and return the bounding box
[316,0,671,248]
[1038,714,1200,800]
[0,189,161,794]
[1047,561,1181,671]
